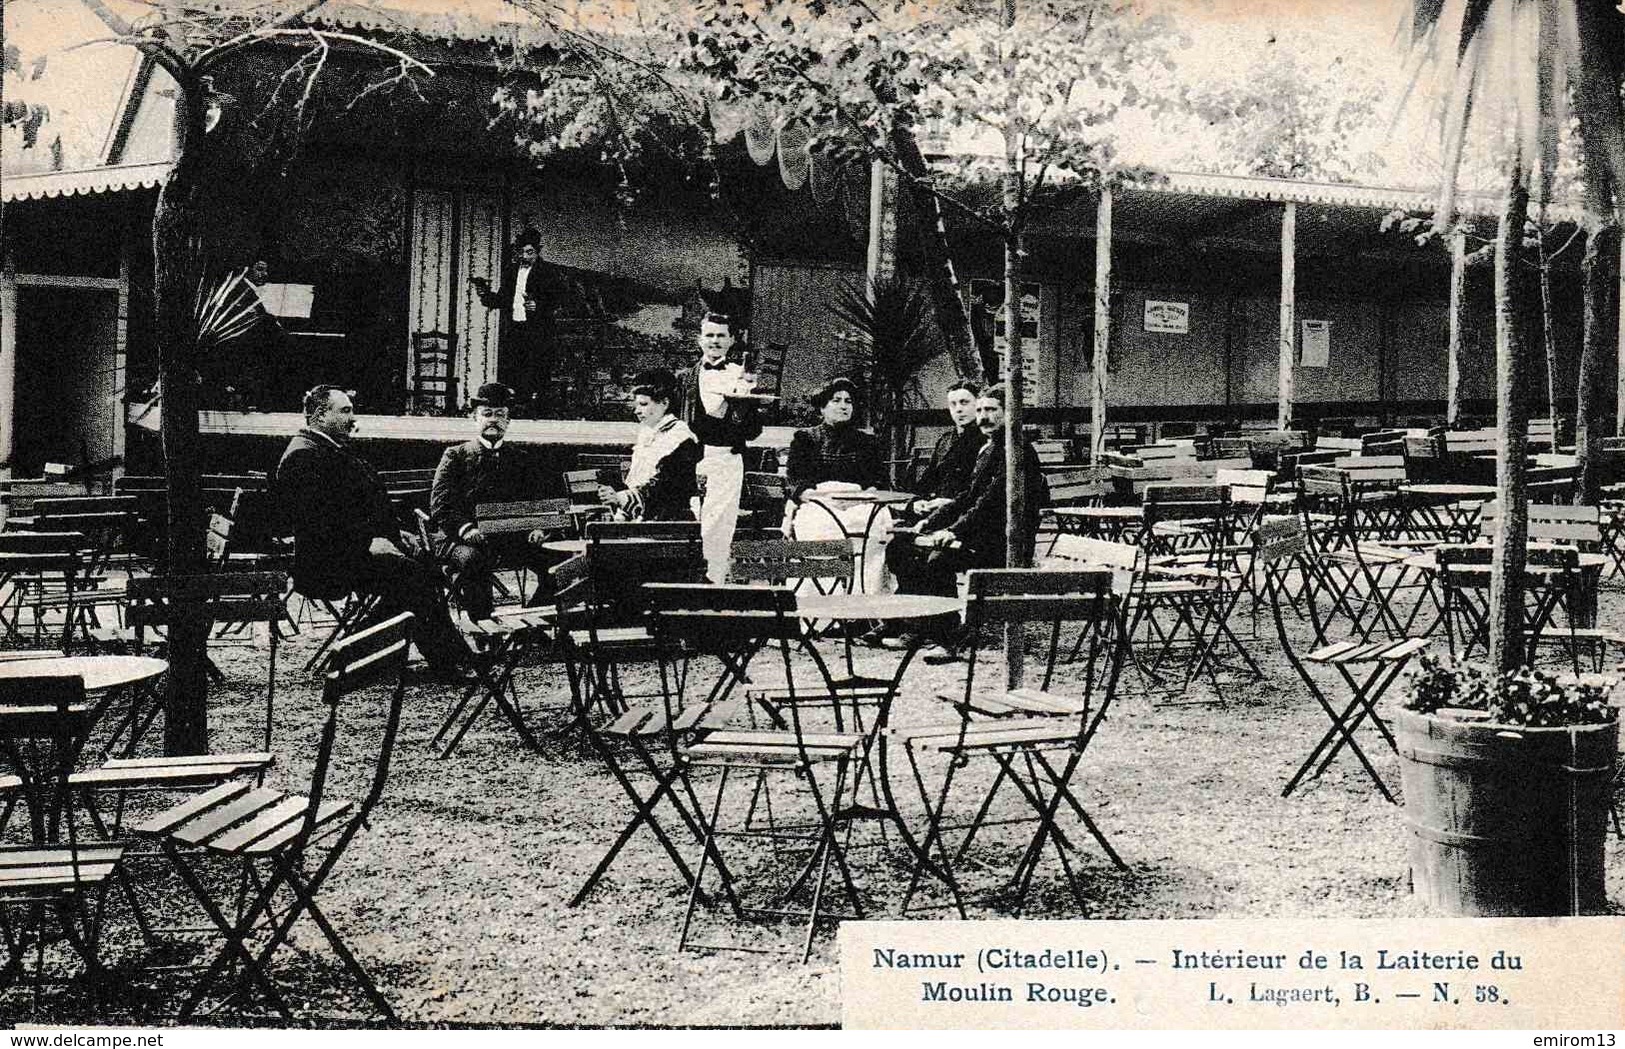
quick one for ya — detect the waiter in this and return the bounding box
[678,313,762,582]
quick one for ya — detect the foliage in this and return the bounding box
[675,0,1182,227]
[1185,38,1385,183]
[1405,652,1617,727]
[824,276,936,438]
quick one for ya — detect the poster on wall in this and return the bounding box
[1144,299,1189,334]
[971,279,1043,403]
[1301,319,1331,368]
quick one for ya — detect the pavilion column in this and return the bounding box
[1617,232,1625,436]
[0,255,16,490]
[1091,187,1112,461]
[1278,202,1296,430]
[866,160,898,288]
[114,249,130,478]
[1448,228,1466,427]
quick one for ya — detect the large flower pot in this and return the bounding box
[1396,708,1618,917]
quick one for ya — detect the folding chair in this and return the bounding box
[469,498,573,606]
[1295,462,1416,641]
[567,580,742,907]
[561,535,707,722]
[656,584,862,962]
[1038,466,1110,555]
[0,532,89,650]
[1137,484,1260,694]
[296,580,382,675]
[0,675,124,1013]
[131,612,411,1024]
[1255,516,1426,803]
[432,607,552,758]
[893,569,1127,917]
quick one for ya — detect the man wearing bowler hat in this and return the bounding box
[430,382,545,620]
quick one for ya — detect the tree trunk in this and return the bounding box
[1000,0,1022,688]
[890,126,982,382]
[1575,220,1619,506]
[1488,165,1531,674]
[1536,220,1558,422]
[154,100,212,757]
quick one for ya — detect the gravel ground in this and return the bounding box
[6,570,1623,1027]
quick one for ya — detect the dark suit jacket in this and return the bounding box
[273,429,398,598]
[920,429,1047,562]
[678,362,762,452]
[429,440,536,543]
[915,423,986,502]
[475,260,561,337]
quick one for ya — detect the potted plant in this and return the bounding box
[1398,654,1619,917]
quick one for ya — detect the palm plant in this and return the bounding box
[825,276,939,478]
[1407,0,1625,672]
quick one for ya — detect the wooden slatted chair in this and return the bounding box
[741,471,791,532]
[1460,502,1618,670]
[562,535,707,721]
[894,569,1128,917]
[1044,533,1217,701]
[131,612,411,1024]
[1038,466,1110,555]
[1255,516,1425,803]
[469,498,574,607]
[0,675,124,1015]
[1295,460,1413,641]
[0,532,89,650]
[645,583,860,962]
[727,538,879,715]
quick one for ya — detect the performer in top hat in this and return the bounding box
[471,228,562,416]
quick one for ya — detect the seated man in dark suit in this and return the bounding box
[906,378,987,517]
[274,385,471,680]
[885,384,1047,664]
[429,382,550,619]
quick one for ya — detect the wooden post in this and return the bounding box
[0,254,15,493]
[866,160,898,287]
[1091,187,1112,461]
[1278,202,1296,430]
[1448,228,1465,427]
[114,249,130,479]
[1617,231,1625,436]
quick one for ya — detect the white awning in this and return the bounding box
[1,161,170,202]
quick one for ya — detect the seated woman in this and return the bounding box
[786,376,893,591]
[598,368,702,520]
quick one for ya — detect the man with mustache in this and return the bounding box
[274,385,472,680]
[429,382,550,620]
[885,384,1047,664]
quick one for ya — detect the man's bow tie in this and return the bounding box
[701,360,729,371]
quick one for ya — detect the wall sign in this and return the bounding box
[970,279,1043,403]
[1301,319,1331,368]
[1143,299,1189,334]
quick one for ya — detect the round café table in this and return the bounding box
[785,591,967,911]
[1400,547,1607,640]
[792,490,917,595]
[1050,504,1143,543]
[0,654,168,758]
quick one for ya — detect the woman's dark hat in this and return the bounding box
[470,383,516,408]
[810,376,860,410]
